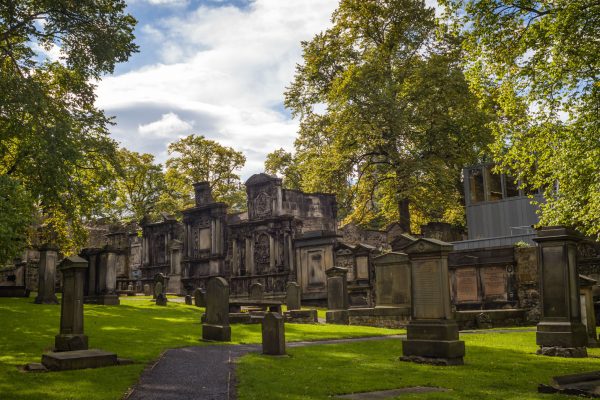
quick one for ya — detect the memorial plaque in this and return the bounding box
[483,266,507,300]
[455,267,478,302]
[542,246,567,318]
[413,260,443,319]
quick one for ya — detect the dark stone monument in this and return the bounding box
[286,282,301,311]
[154,273,167,299]
[262,312,286,355]
[40,256,119,371]
[325,266,349,324]
[534,227,588,357]
[249,282,264,300]
[193,287,206,307]
[579,275,599,347]
[401,238,465,365]
[35,245,59,305]
[185,295,193,305]
[202,277,231,341]
[155,281,167,306]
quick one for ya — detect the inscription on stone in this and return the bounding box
[542,246,567,318]
[413,260,443,319]
[483,266,507,300]
[455,267,478,302]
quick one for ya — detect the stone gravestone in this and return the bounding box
[325,266,349,324]
[143,284,152,296]
[154,273,167,299]
[579,275,599,347]
[286,282,301,311]
[202,277,231,341]
[373,252,411,307]
[39,256,119,371]
[35,245,59,304]
[249,282,264,300]
[401,238,465,365]
[155,282,167,306]
[262,312,286,355]
[193,288,206,307]
[534,227,588,357]
[185,295,193,305]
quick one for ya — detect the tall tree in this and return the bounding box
[441,0,600,238]
[264,148,301,190]
[161,134,247,213]
[285,0,492,232]
[0,1,138,255]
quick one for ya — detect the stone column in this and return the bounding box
[262,312,286,355]
[534,227,588,357]
[35,245,59,304]
[286,282,301,311]
[55,256,89,351]
[202,277,231,341]
[325,266,349,324]
[402,238,464,365]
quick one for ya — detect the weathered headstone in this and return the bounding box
[54,256,89,351]
[401,238,465,365]
[127,284,133,292]
[373,252,411,307]
[143,284,152,296]
[286,282,301,311]
[155,282,167,306]
[262,312,286,355]
[193,287,206,307]
[202,277,231,341]
[580,275,599,347]
[154,273,167,299]
[249,282,264,300]
[185,295,193,305]
[534,227,588,357]
[325,266,349,324]
[35,245,59,305]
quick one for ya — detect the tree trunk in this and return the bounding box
[398,197,411,233]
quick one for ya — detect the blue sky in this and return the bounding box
[95,0,340,178]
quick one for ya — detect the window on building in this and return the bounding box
[485,166,503,201]
[505,175,520,197]
[469,168,485,203]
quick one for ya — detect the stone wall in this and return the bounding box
[514,246,540,323]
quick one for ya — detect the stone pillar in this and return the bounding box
[55,256,89,351]
[35,245,59,305]
[262,312,286,355]
[402,238,465,365]
[325,266,349,324]
[579,275,598,347]
[202,277,231,341]
[286,282,301,311]
[373,252,411,307]
[249,282,264,300]
[534,227,588,357]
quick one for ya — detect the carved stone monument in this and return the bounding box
[535,227,588,357]
[39,256,119,371]
[286,282,301,311]
[155,281,167,306]
[325,266,349,324]
[193,287,206,307]
[579,275,599,348]
[35,245,59,305]
[249,282,264,300]
[202,277,231,341]
[401,238,465,365]
[262,312,286,355]
[185,295,193,305]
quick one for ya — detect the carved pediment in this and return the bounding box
[403,238,453,255]
[373,251,409,265]
[254,191,272,218]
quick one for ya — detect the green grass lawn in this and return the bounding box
[0,296,400,400]
[237,330,600,400]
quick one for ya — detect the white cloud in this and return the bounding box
[97,0,339,178]
[138,112,194,138]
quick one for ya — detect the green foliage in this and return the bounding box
[0,176,33,261]
[160,134,247,213]
[0,1,138,255]
[264,148,302,189]
[284,0,492,232]
[441,0,600,239]
[105,148,166,223]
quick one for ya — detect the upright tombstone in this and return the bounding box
[143,284,152,296]
[373,252,411,307]
[579,275,598,348]
[54,256,89,351]
[401,238,465,365]
[534,227,588,357]
[262,312,286,355]
[153,273,167,299]
[193,288,206,307]
[286,282,301,311]
[185,295,193,305]
[249,282,264,300]
[35,245,59,305]
[155,281,167,306]
[325,266,349,324]
[202,277,231,341]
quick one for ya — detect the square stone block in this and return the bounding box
[326,310,349,325]
[402,339,465,361]
[42,349,118,371]
[406,320,459,341]
[285,309,318,323]
[202,324,231,342]
[537,321,588,348]
[55,334,88,352]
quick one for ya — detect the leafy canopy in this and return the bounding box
[441,0,600,238]
[282,0,492,232]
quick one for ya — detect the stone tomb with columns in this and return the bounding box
[35,245,59,304]
[80,247,120,305]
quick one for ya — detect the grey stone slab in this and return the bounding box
[262,312,286,355]
[539,370,600,397]
[42,349,118,371]
[336,387,448,399]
